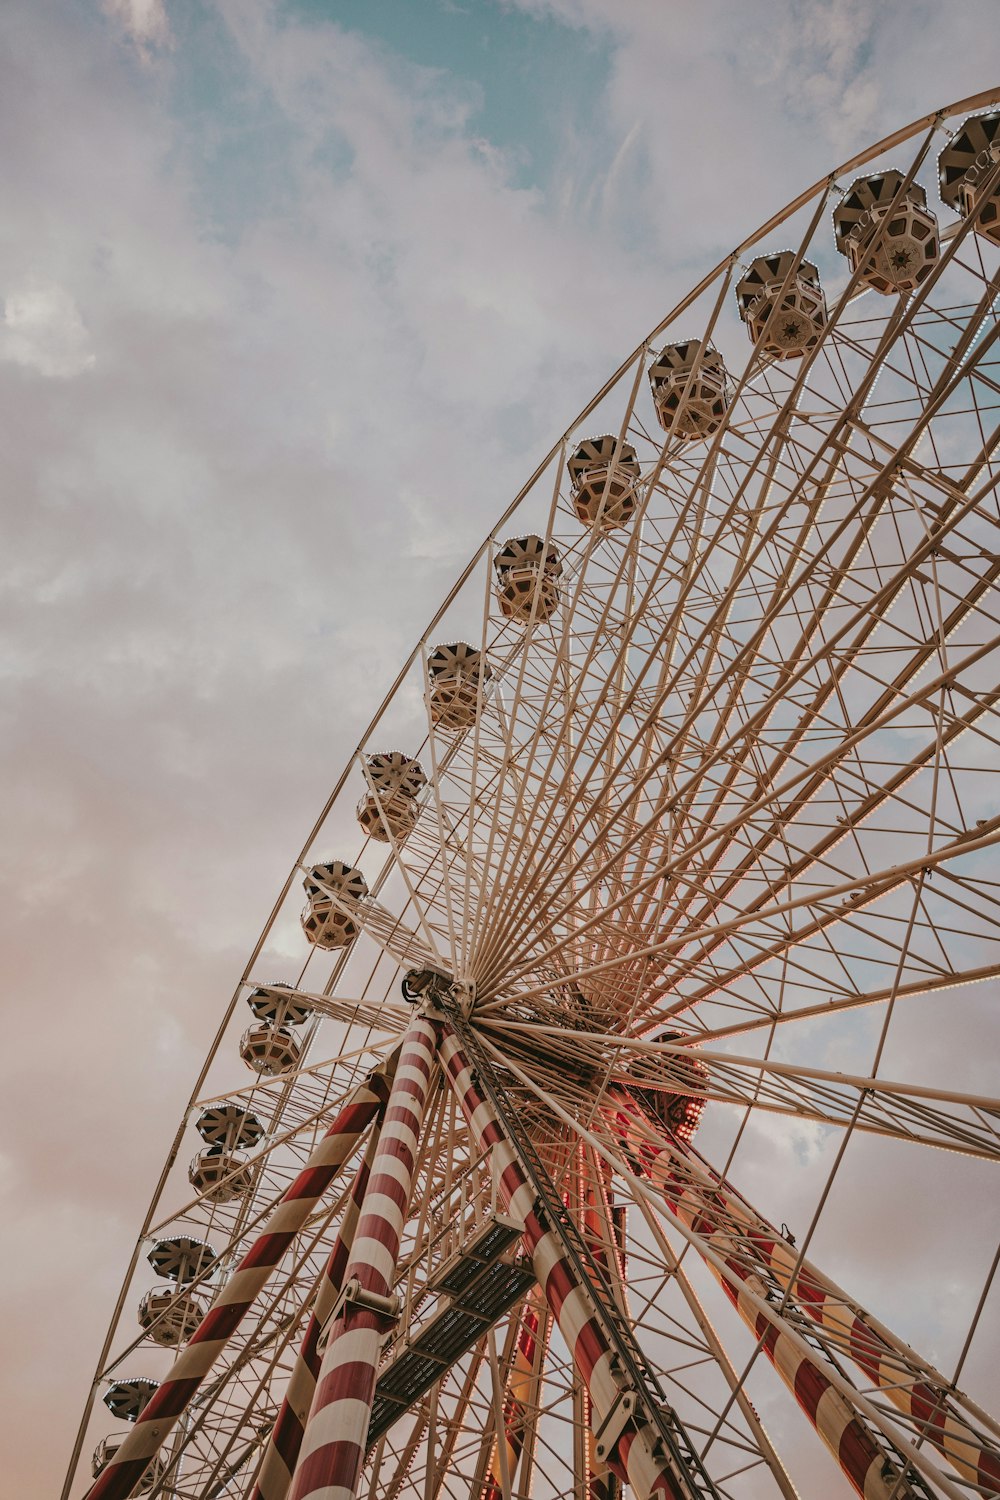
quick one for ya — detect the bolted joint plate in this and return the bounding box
[594,1388,638,1462]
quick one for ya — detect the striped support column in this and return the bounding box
[438,1029,689,1500]
[609,1093,923,1500]
[672,1133,1000,1496]
[480,1295,546,1500]
[288,1014,438,1500]
[250,1125,382,1500]
[85,1061,397,1500]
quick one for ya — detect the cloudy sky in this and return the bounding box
[2,2,999,1495]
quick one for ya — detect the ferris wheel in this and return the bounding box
[65,92,1000,1500]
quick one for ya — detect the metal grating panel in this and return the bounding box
[430,1218,523,1298]
[367,1258,536,1447]
[450,1260,536,1319]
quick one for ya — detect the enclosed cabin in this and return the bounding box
[939,111,1000,247]
[735,251,827,358]
[92,1435,165,1494]
[426,642,493,731]
[627,1032,708,1143]
[103,1376,159,1424]
[494,535,562,625]
[356,751,427,844]
[300,859,369,951]
[567,434,642,530]
[143,1239,216,1346]
[648,340,732,442]
[188,1101,264,1203]
[833,170,940,294]
[137,1285,205,1346]
[240,1020,303,1075]
[147,1234,218,1285]
[246,982,313,1029]
[188,1147,254,1201]
[241,978,315,1077]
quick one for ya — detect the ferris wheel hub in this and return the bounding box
[402,966,476,1018]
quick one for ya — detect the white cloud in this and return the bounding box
[0,279,95,378]
[102,0,171,56]
[511,0,1000,250]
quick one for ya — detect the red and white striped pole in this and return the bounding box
[438,1028,690,1500]
[609,1093,929,1500]
[85,1060,396,1500]
[250,1124,382,1500]
[630,1112,1000,1496]
[288,1014,438,1500]
[480,1295,546,1500]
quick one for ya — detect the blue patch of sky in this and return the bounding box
[157,2,308,241]
[153,0,612,242]
[285,0,610,187]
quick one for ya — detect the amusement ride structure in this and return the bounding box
[65,94,1000,1500]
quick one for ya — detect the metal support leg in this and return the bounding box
[251,1123,384,1500]
[85,1058,398,1500]
[678,1134,1000,1494]
[583,1170,625,1500]
[479,1293,546,1500]
[610,1091,936,1500]
[288,1015,438,1500]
